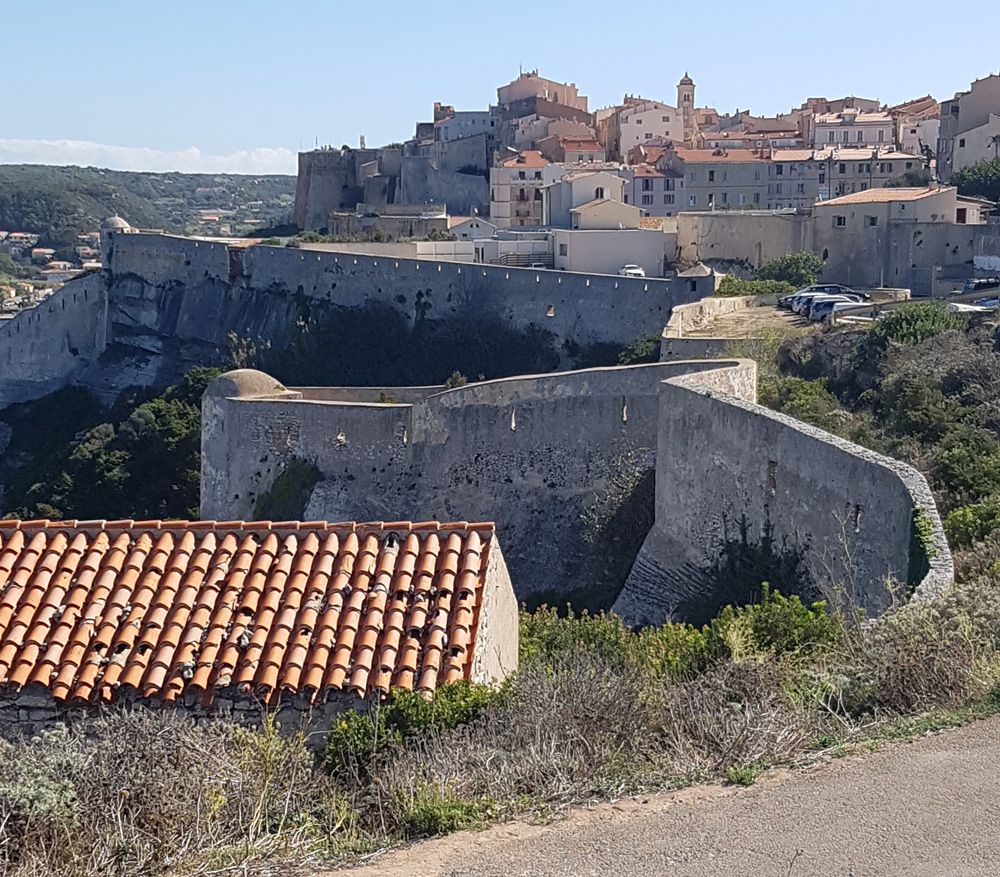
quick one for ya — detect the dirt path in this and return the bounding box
[336,716,1000,876]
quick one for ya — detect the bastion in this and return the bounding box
[202,361,952,623]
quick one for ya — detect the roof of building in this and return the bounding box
[569,198,623,212]
[561,138,603,151]
[677,262,715,277]
[814,110,893,125]
[678,72,694,86]
[639,216,668,229]
[100,215,132,231]
[0,518,495,706]
[631,164,666,178]
[673,148,769,163]
[888,94,938,117]
[500,150,549,168]
[816,186,949,206]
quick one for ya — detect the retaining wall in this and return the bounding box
[615,364,953,624]
[202,362,756,604]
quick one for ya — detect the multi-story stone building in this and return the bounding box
[812,109,895,148]
[489,150,550,228]
[938,72,1000,179]
[623,164,682,217]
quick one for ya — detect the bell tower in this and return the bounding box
[677,72,695,144]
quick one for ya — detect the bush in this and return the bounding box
[715,276,794,297]
[861,302,968,362]
[945,497,1000,547]
[617,334,660,365]
[754,252,823,287]
[707,585,841,661]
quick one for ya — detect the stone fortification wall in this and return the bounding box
[0,273,107,409]
[398,158,488,215]
[615,364,952,625]
[659,294,766,360]
[202,362,755,604]
[676,211,812,270]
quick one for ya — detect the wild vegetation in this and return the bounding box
[952,155,1000,203]
[1,576,998,876]
[715,251,823,296]
[0,165,294,254]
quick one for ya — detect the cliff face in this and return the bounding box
[0,232,683,409]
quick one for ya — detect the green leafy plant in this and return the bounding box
[754,251,823,287]
[715,276,794,298]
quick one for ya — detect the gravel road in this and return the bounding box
[340,716,1000,877]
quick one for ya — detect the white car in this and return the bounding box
[807,294,863,320]
[619,264,646,278]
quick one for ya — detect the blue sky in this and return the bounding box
[4,0,998,174]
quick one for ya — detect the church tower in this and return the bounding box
[677,72,695,144]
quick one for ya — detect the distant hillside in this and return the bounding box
[0,164,295,254]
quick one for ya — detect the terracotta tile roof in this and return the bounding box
[500,150,549,168]
[640,216,667,229]
[561,138,603,151]
[816,186,946,206]
[631,164,666,178]
[0,519,495,706]
[673,148,769,163]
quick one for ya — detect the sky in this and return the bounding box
[4,0,999,175]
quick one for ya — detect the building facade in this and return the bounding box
[489,151,550,228]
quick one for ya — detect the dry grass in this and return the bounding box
[1,573,998,874]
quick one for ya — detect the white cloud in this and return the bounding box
[0,138,297,175]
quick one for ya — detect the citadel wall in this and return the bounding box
[614,365,952,624]
[0,273,107,409]
[202,361,755,605]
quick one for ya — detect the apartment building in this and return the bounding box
[623,164,682,216]
[939,72,1000,178]
[812,109,894,148]
[489,151,550,228]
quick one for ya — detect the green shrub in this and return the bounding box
[725,764,763,786]
[707,584,840,660]
[715,276,794,298]
[754,252,823,287]
[945,498,1000,548]
[399,785,494,838]
[862,303,967,361]
[324,682,501,776]
[519,606,710,681]
[617,334,661,365]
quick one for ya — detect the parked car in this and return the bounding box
[619,264,646,278]
[787,284,868,313]
[963,278,1000,293]
[948,302,993,314]
[809,297,864,321]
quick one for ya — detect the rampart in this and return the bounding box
[0,273,107,409]
[0,231,694,410]
[202,361,756,605]
[615,365,952,624]
[203,357,952,622]
[660,294,768,360]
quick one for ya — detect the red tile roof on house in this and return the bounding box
[0,519,495,706]
[561,138,603,151]
[500,150,549,168]
[673,148,770,163]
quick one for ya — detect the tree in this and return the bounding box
[951,157,1000,203]
[886,167,932,188]
[754,252,823,288]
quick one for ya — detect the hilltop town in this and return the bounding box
[0,60,999,877]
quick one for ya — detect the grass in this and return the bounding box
[0,573,998,875]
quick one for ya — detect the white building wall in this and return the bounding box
[619,103,684,151]
[952,114,1000,172]
[553,229,666,276]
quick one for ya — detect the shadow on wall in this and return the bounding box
[231,301,631,387]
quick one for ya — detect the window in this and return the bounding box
[776,183,783,194]
[834,215,846,227]
[797,183,805,194]
[518,171,525,180]
[843,131,850,143]
[721,192,728,204]
[623,195,629,203]
[877,129,885,142]
[753,192,760,205]
[534,171,541,179]
[739,192,747,205]
[689,172,697,182]
[957,208,968,224]
[838,163,846,173]
[708,170,715,182]
[828,131,835,143]
[642,194,653,205]
[775,164,784,176]
[559,243,568,256]
[664,193,674,204]
[857,130,864,142]
[708,193,715,206]
[819,171,826,184]
[664,178,675,191]
[959,137,966,148]
[662,115,670,122]
[722,170,728,181]
[866,215,878,227]
[642,178,653,191]
[635,118,642,125]
[689,194,698,206]
[906,161,913,169]
[754,169,761,180]
[860,182,868,190]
